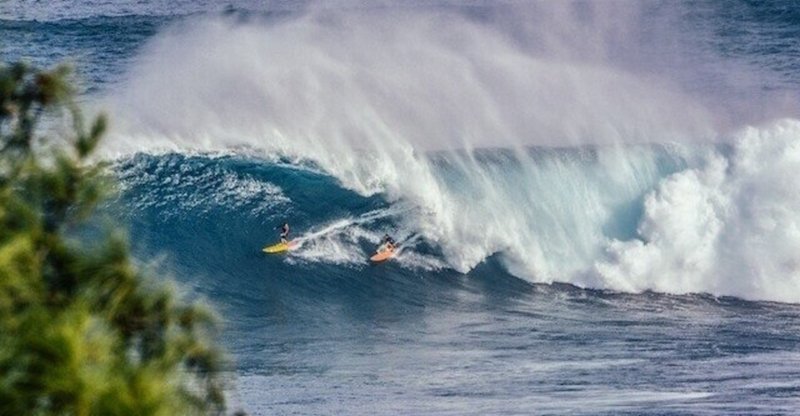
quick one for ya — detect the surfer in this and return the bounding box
[370,234,397,262]
[263,223,294,254]
[278,222,289,244]
[380,234,396,251]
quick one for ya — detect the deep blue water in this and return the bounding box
[5,1,800,414]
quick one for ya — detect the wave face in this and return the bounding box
[111,121,800,304]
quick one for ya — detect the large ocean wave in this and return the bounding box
[112,119,800,303]
[100,5,800,303]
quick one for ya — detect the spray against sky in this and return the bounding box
[100,0,800,157]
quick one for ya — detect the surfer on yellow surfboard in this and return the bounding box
[263,222,296,253]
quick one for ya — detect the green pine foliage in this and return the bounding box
[0,62,227,415]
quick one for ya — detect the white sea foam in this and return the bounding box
[286,208,442,269]
[597,120,800,302]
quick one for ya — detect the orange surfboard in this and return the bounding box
[370,244,395,262]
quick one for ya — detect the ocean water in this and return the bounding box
[3,1,800,414]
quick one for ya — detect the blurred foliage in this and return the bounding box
[0,62,227,415]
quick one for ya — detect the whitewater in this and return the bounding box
[4,0,800,414]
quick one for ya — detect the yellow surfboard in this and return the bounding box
[263,240,297,253]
